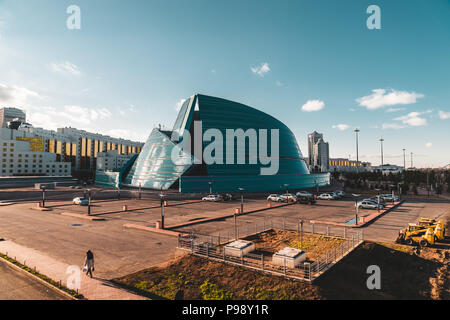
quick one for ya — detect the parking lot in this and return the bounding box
[1,186,448,281]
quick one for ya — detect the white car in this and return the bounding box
[280,193,297,202]
[73,197,89,206]
[296,191,313,198]
[267,194,282,202]
[202,194,221,202]
[356,200,383,210]
[317,193,335,200]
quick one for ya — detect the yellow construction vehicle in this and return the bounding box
[396,224,435,247]
[416,217,446,241]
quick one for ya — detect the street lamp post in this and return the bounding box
[41,186,46,207]
[410,152,413,168]
[160,191,165,229]
[234,208,238,240]
[238,188,244,214]
[299,219,304,250]
[354,128,360,173]
[208,182,212,195]
[379,138,384,168]
[87,189,91,216]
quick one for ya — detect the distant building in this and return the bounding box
[329,158,371,173]
[0,107,26,128]
[308,131,329,172]
[0,139,71,177]
[0,107,144,176]
[371,164,404,175]
[96,150,135,171]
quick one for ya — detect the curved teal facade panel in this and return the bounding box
[122,129,193,190]
[117,94,330,193]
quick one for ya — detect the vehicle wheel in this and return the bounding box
[419,239,428,247]
[405,238,413,245]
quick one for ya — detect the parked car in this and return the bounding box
[202,194,221,202]
[381,194,399,202]
[221,193,233,201]
[362,199,386,208]
[267,194,282,202]
[329,191,341,199]
[335,190,345,198]
[369,195,386,204]
[73,197,89,206]
[296,191,314,198]
[317,193,336,200]
[356,200,384,210]
[280,193,297,203]
[297,195,316,205]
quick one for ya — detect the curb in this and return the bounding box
[123,223,187,237]
[60,212,106,221]
[32,207,53,211]
[0,254,76,300]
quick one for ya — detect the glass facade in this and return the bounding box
[113,94,330,193]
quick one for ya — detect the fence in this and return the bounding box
[177,220,363,282]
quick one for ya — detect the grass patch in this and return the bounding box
[0,253,85,300]
[114,240,449,300]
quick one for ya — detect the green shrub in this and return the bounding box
[200,280,233,300]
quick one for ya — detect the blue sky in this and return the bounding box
[0,0,449,167]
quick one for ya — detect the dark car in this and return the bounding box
[221,193,233,201]
[297,195,316,205]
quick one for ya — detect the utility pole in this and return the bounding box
[410,152,413,168]
[379,138,384,167]
[403,149,406,170]
[354,128,360,173]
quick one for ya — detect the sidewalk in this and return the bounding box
[0,240,147,300]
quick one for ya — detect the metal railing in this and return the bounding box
[177,222,363,282]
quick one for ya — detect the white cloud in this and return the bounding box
[175,99,187,112]
[301,100,324,112]
[394,110,431,127]
[275,80,283,87]
[382,123,407,130]
[356,89,424,110]
[251,62,270,77]
[50,61,82,76]
[386,107,406,112]
[332,124,349,131]
[0,83,41,106]
[438,110,450,119]
[425,142,432,147]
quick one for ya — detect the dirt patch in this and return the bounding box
[242,229,345,261]
[114,240,449,300]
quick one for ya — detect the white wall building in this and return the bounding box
[308,131,329,172]
[96,150,135,171]
[371,164,404,175]
[0,122,143,173]
[0,107,26,128]
[0,139,71,177]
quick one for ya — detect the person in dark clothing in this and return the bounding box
[174,287,184,300]
[84,250,95,278]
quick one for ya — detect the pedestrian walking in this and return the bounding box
[83,250,95,278]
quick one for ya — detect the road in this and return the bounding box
[0,258,68,300]
[361,198,450,243]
